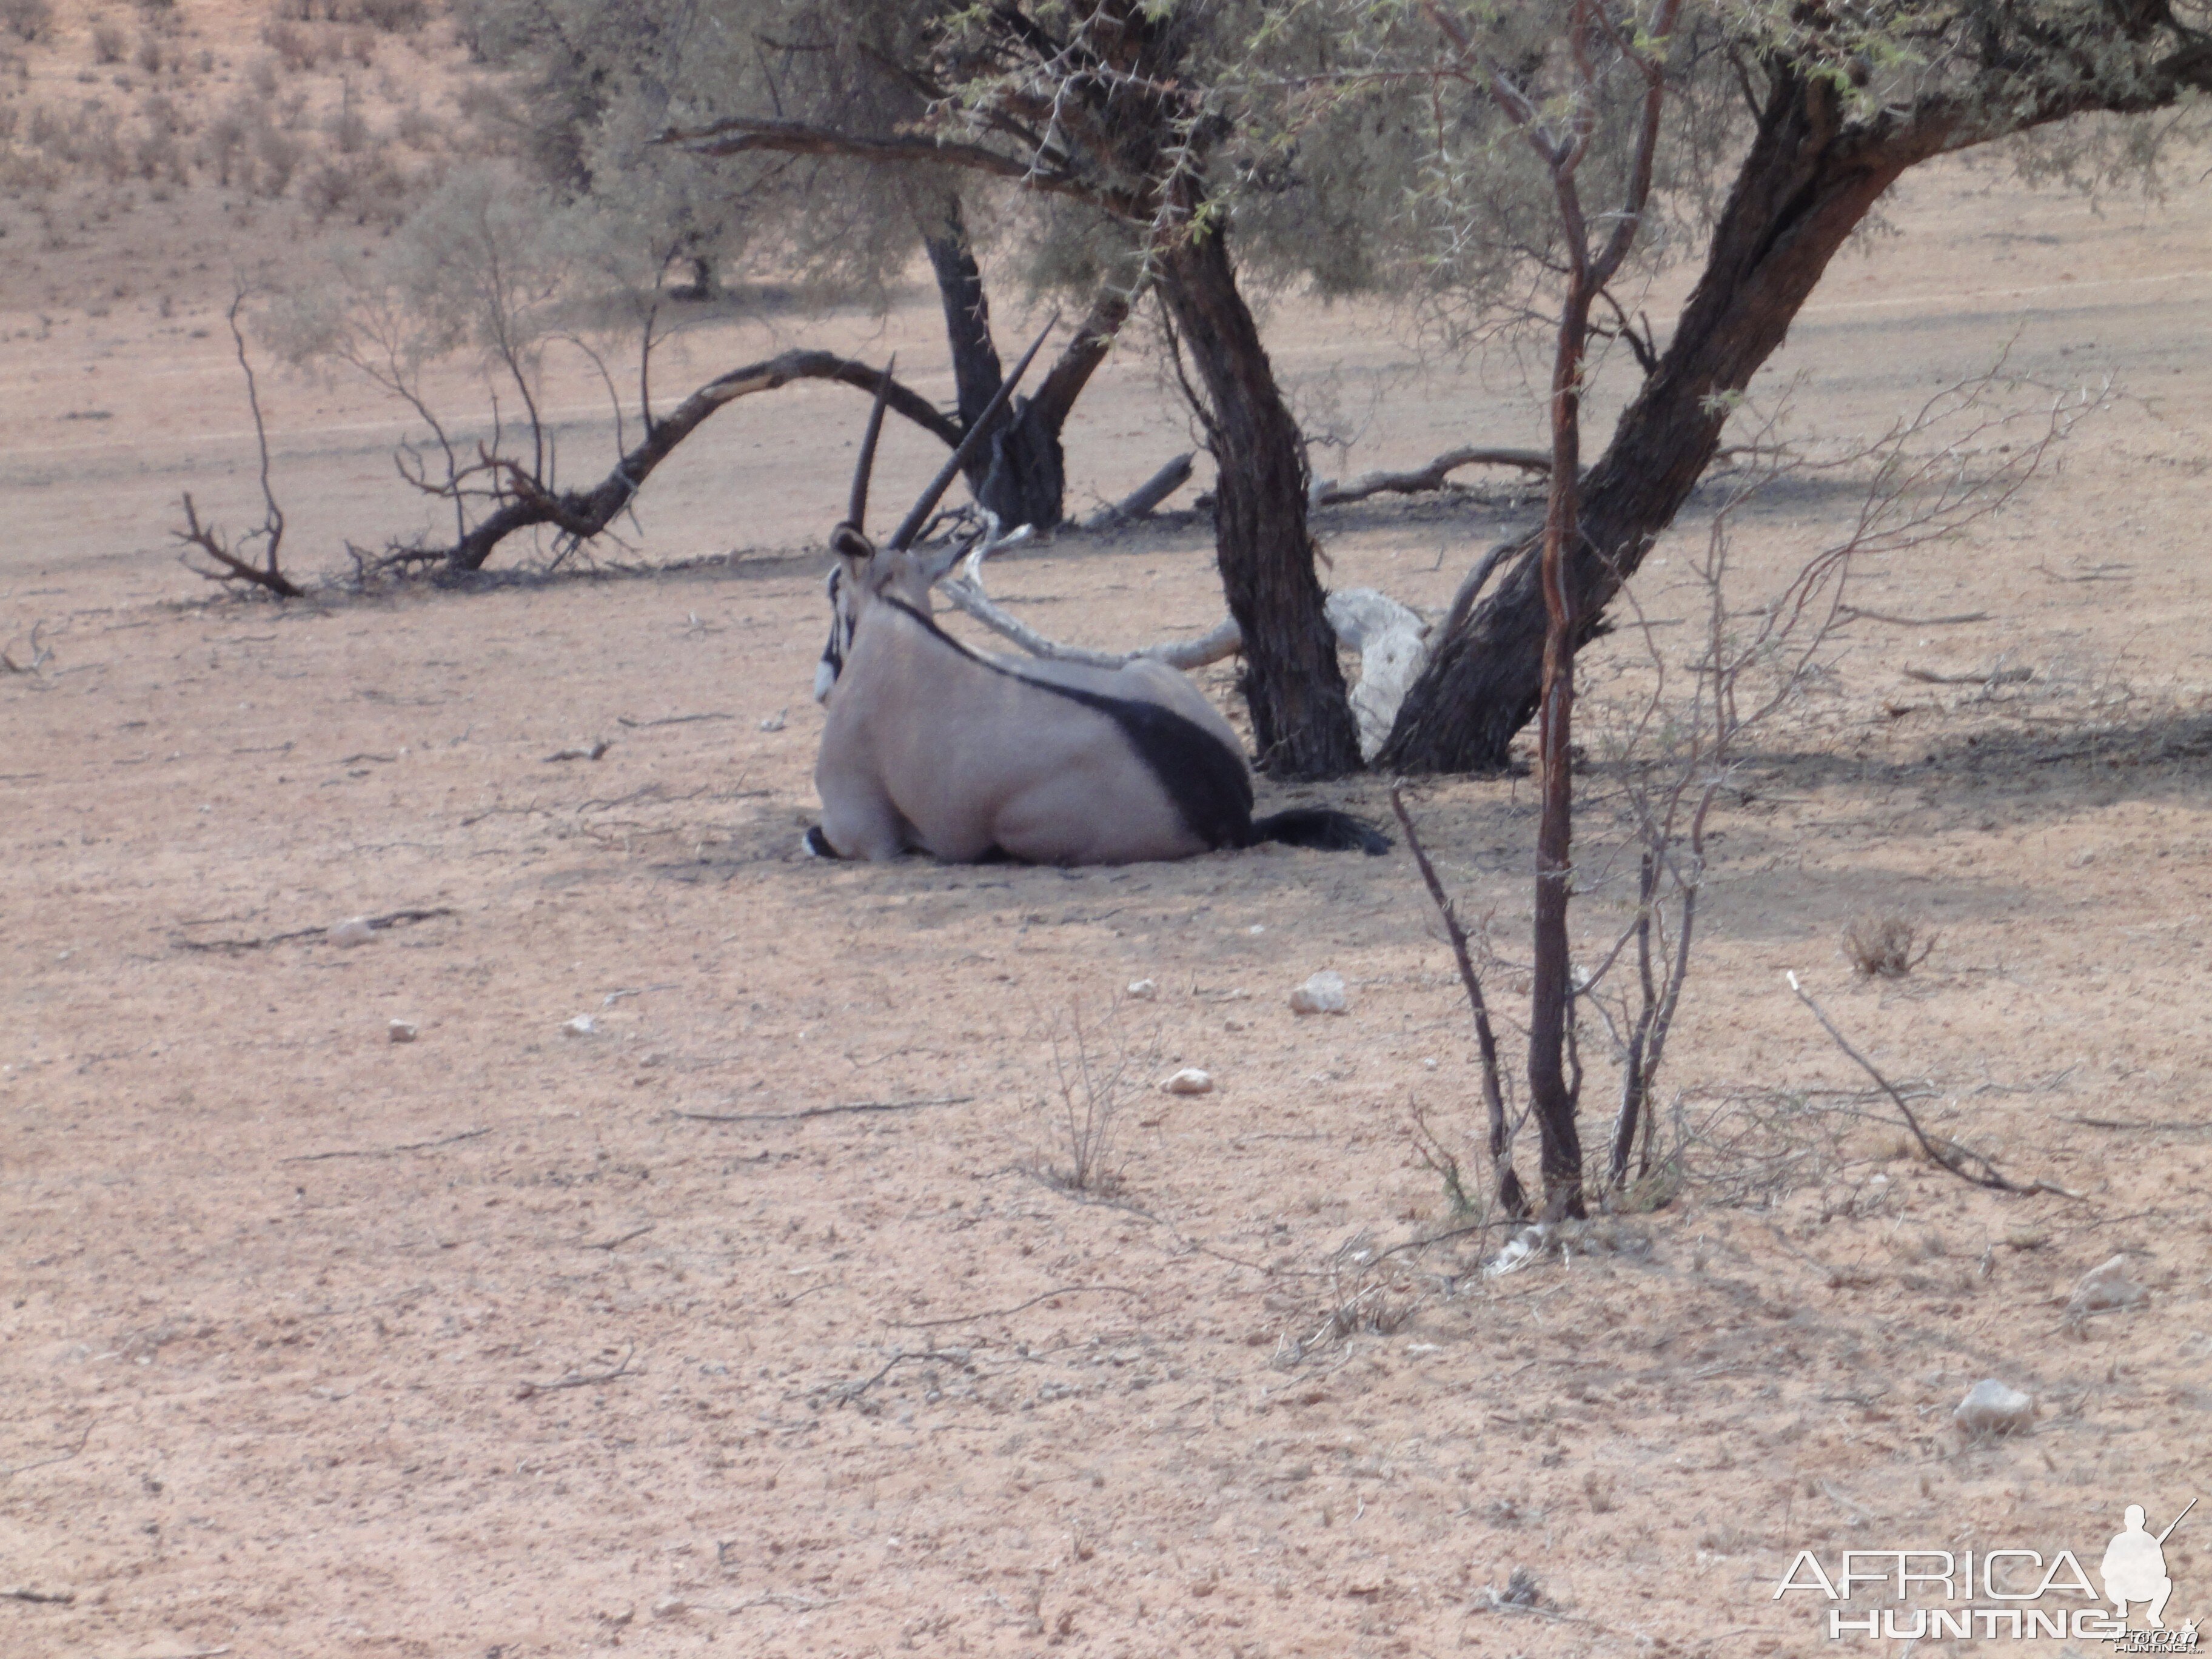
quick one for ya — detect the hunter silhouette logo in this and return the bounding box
[2103,1500,2193,1631]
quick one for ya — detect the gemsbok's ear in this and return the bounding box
[830,524,874,566]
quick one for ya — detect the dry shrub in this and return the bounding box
[133,122,186,186]
[262,18,321,73]
[354,0,427,28]
[324,89,369,154]
[1842,914,1934,978]
[391,101,447,149]
[91,19,127,63]
[25,98,129,183]
[302,150,409,226]
[1,0,51,44]
[1029,1003,1153,1197]
[1271,1235,1420,1368]
[248,55,279,97]
[252,121,302,194]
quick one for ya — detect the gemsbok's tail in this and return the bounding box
[1247,807,1392,856]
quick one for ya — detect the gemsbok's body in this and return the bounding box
[805,330,1389,867]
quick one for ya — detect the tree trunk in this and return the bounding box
[920,199,1004,481]
[920,203,1131,532]
[1526,276,1595,1221]
[1378,71,1952,774]
[1158,221,1362,780]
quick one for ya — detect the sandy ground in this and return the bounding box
[5,24,2212,1654]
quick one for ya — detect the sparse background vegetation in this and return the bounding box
[5,2,2212,1653]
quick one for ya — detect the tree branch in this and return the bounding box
[1316,446,1550,506]
[424,350,960,573]
[660,116,1127,212]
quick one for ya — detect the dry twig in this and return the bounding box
[281,1127,490,1164]
[516,1342,637,1399]
[1785,973,2077,1197]
[671,1095,974,1124]
[173,906,456,953]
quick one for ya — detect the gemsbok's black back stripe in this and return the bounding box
[880,597,1255,850]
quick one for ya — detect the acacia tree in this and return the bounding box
[453,0,1136,532]
[669,1,1367,777]
[1372,0,2212,773]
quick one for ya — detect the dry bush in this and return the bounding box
[91,20,127,64]
[1028,1004,1153,1197]
[262,18,321,73]
[248,55,279,97]
[1,0,51,44]
[1842,914,1934,978]
[324,89,369,154]
[391,101,447,150]
[26,98,128,183]
[303,150,409,226]
[252,120,302,194]
[354,0,427,28]
[1272,1235,1421,1368]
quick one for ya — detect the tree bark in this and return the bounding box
[1378,70,1952,774]
[920,201,1129,533]
[1158,220,1362,780]
[1527,273,1595,1221]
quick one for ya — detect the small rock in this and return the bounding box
[545,739,612,763]
[1126,979,1158,1000]
[759,709,787,732]
[2067,1253,2148,1315]
[650,1594,689,1620]
[1496,1566,1541,1607]
[1289,970,1348,1015]
[387,1020,418,1044]
[1161,1067,1213,1096]
[561,1015,598,1037]
[1954,1378,2034,1435]
[327,917,377,948]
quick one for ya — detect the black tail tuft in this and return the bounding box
[1248,807,1392,856]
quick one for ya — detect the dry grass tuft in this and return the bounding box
[1841,913,1934,978]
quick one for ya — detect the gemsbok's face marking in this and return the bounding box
[802,324,1389,867]
[813,566,853,703]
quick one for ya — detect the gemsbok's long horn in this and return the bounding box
[886,316,1057,551]
[846,354,894,532]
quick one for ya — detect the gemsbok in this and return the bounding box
[806,327,1389,866]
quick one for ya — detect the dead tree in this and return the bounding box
[172,291,304,600]
[390,349,964,574]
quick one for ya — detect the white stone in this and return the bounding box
[650,1595,689,1620]
[561,1015,598,1037]
[1126,979,1158,1000]
[1161,1067,1213,1096]
[327,917,377,947]
[1289,970,1348,1015]
[387,1020,418,1044]
[1954,1378,2034,1435]
[2068,1253,2148,1315]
